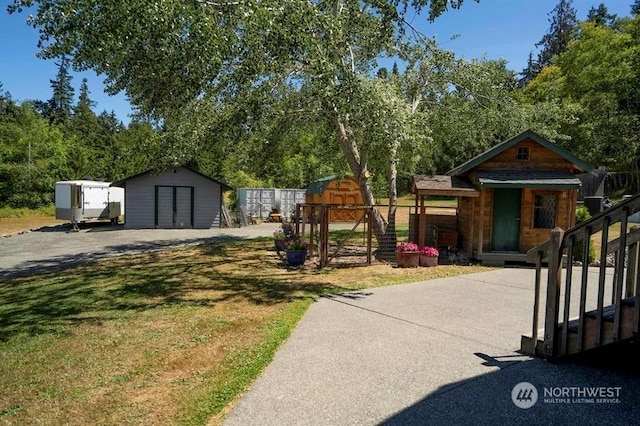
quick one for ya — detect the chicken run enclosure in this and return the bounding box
[293,203,374,268]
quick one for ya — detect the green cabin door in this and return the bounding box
[491,188,521,251]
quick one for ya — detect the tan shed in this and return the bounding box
[305,176,363,222]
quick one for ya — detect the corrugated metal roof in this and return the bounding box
[477,170,582,188]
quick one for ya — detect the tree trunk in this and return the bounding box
[379,142,399,260]
[336,117,398,259]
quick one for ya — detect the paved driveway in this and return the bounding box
[224,268,640,425]
[0,223,281,278]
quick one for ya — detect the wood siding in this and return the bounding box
[306,178,363,222]
[124,167,222,229]
[460,187,578,256]
[477,139,577,172]
[519,188,575,251]
[460,139,582,257]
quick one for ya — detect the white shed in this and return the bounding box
[111,166,232,229]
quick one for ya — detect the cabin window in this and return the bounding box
[516,147,530,161]
[533,194,557,229]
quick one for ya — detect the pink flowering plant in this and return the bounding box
[421,246,439,257]
[396,242,419,252]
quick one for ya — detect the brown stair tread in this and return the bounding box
[562,297,636,333]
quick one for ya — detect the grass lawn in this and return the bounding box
[0,237,489,425]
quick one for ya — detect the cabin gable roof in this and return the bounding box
[446,130,597,177]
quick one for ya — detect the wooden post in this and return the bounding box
[626,226,638,298]
[596,216,610,347]
[477,189,485,258]
[532,250,543,355]
[419,196,426,247]
[468,197,475,260]
[543,227,565,358]
[367,207,373,265]
[577,226,591,352]
[561,235,574,356]
[613,209,628,340]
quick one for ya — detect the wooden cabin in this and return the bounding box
[306,176,363,222]
[411,130,597,265]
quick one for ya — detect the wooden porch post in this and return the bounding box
[477,189,485,258]
[468,196,475,259]
[419,195,426,247]
[543,227,565,358]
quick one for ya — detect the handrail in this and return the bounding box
[528,192,640,358]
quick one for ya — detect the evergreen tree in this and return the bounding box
[392,62,400,76]
[632,0,640,16]
[536,0,578,69]
[587,3,617,27]
[518,51,540,87]
[47,56,75,124]
[75,78,96,115]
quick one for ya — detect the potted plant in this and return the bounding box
[273,228,287,252]
[396,241,420,268]
[420,245,439,267]
[285,234,307,266]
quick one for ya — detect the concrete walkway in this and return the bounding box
[224,268,640,425]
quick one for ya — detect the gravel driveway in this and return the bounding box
[0,222,282,278]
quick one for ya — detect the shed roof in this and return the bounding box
[111,165,233,190]
[476,170,582,189]
[447,130,597,177]
[411,175,480,197]
[306,176,358,195]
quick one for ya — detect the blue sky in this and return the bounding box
[0,1,634,125]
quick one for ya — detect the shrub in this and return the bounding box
[573,206,595,263]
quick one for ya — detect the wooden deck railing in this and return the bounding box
[524,193,640,358]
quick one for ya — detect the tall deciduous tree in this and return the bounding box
[8,0,478,252]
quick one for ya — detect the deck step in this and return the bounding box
[521,298,639,358]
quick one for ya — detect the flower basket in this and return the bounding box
[396,251,420,268]
[286,249,307,266]
[420,255,438,267]
[396,242,420,268]
[419,246,439,267]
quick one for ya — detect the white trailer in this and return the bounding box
[55,180,124,225]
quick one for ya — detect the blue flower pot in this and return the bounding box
[286,249,307,266]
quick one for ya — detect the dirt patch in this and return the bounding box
[0,216,66,237]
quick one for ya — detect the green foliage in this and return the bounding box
[0,205,55,218]
[573,206,596,263]
[575,205,592,224]
[521,14,640,174]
